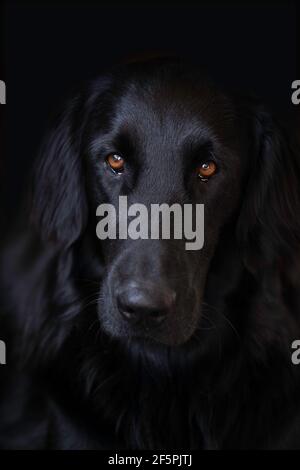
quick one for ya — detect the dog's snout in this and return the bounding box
[117,283,176,326]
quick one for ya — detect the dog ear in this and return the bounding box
[31,95,88,247]
[237,102,300,274]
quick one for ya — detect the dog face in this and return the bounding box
[84,65,245,346]
[32,59,300,348]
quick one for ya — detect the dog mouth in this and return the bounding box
[105,309,209,369]
[97,259,205,347]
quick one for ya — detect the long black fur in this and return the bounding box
[1,58,300,449]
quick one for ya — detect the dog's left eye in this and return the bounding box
[197,161,217,181]
[106,154,125,173]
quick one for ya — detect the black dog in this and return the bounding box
[1,58,300,449]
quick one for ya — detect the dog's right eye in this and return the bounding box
[106,154,125,174]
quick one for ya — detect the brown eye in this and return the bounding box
[197,161,217,180]
[106,154,125,173]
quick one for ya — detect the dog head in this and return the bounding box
[31,59,300,348]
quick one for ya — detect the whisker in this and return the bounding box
[202,301,241,342]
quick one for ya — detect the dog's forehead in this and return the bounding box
[109,76,237,147]
[120,78,220,119]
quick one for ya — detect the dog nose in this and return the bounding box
[117,283,176,326]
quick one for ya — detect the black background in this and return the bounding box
[0,1,299,227]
